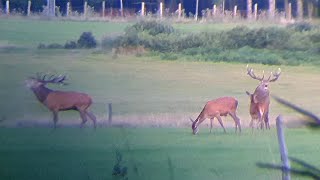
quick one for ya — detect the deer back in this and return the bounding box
[44,91,92,111]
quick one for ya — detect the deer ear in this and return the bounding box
[246,91,251,96]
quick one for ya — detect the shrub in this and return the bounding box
[77,32,97,48]
[160,53,178,61]
[129,20,174,36]
[64,41,77,49]
[287,22,314,32]
[101,34,121,50]
[37,43,46,49]
[220,26,251,49]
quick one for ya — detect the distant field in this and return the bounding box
[1,48,320,128]
[0,127,319,180]
[1,18,320,127]
[0,18,131,46]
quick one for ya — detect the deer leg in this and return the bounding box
[52,111,58,129]
[210,118,214,133]
[249,118,254,129]
[229,112,241,133]
[216,115,226,133]
[86,111,97,129]
[264,111,270,130]
[79,110,88,128]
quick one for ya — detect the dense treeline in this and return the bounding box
[103,20,320,65]
[1,0,319,17]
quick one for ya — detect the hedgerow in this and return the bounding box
[102,20,320,65]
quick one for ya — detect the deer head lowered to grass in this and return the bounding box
[246,65,281,130]
[190,97,241,135]
[25,73,97,129]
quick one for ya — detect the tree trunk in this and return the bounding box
[296,0,303,20]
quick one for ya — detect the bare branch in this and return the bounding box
[272,95,320,128]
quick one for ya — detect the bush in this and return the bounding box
[37,43,46,49]
[101,34,121,50]
[287,22,314,32]
[160,53,178,61]
[129,20,174,36]
[77,32,97,48]
[64,41,77,49]
[220,26,251,49]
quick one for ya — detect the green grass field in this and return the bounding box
[0,128,319,180]
[0,18,320,180]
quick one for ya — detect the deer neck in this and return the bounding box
[31,85,53,103]
[253,89,270,103]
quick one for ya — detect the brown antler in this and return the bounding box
[246,64,264,81]
[268,68,281,82]
[35,73,68,85]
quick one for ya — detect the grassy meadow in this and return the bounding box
[0,128,319,180]
[0,18,320,179]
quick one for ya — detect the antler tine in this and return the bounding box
[267,72,272,81]
[42,74,48,81]
[53,74,68,85]
[269,68,281,82]
[246,65,263,81]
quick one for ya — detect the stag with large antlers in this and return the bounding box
[25,73,97,129]
[190,97,241,135]
[246,65,281,130]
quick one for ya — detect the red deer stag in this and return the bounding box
[246,65,281,130]
[190,97,241,135]
[25,73,97,129]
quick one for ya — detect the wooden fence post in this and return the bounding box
[102,1,105,18]
[213,4,216,16]
[254,3,258,20]
[195,0,199,21]
[108,103,112,124]
[141,2,145,16]
[27,1,31,16]
[83,1,87,18]
[47,0,55,17]
[178,3,182,19]
[66,2,70,17]
[276,115,291,180]
[247,0,252,19]
[233,5,237,17]
[269,0,275,18]
[159,2,163,18]
[120,0,123,17]
[6,0,9,15]
[288,3,292,20]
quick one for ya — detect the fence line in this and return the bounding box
[276,115,291,180]
[1,1,317,21]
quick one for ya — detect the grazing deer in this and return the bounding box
[25,73,97,129]
[246,65,281,130]
[190,97,241,135]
